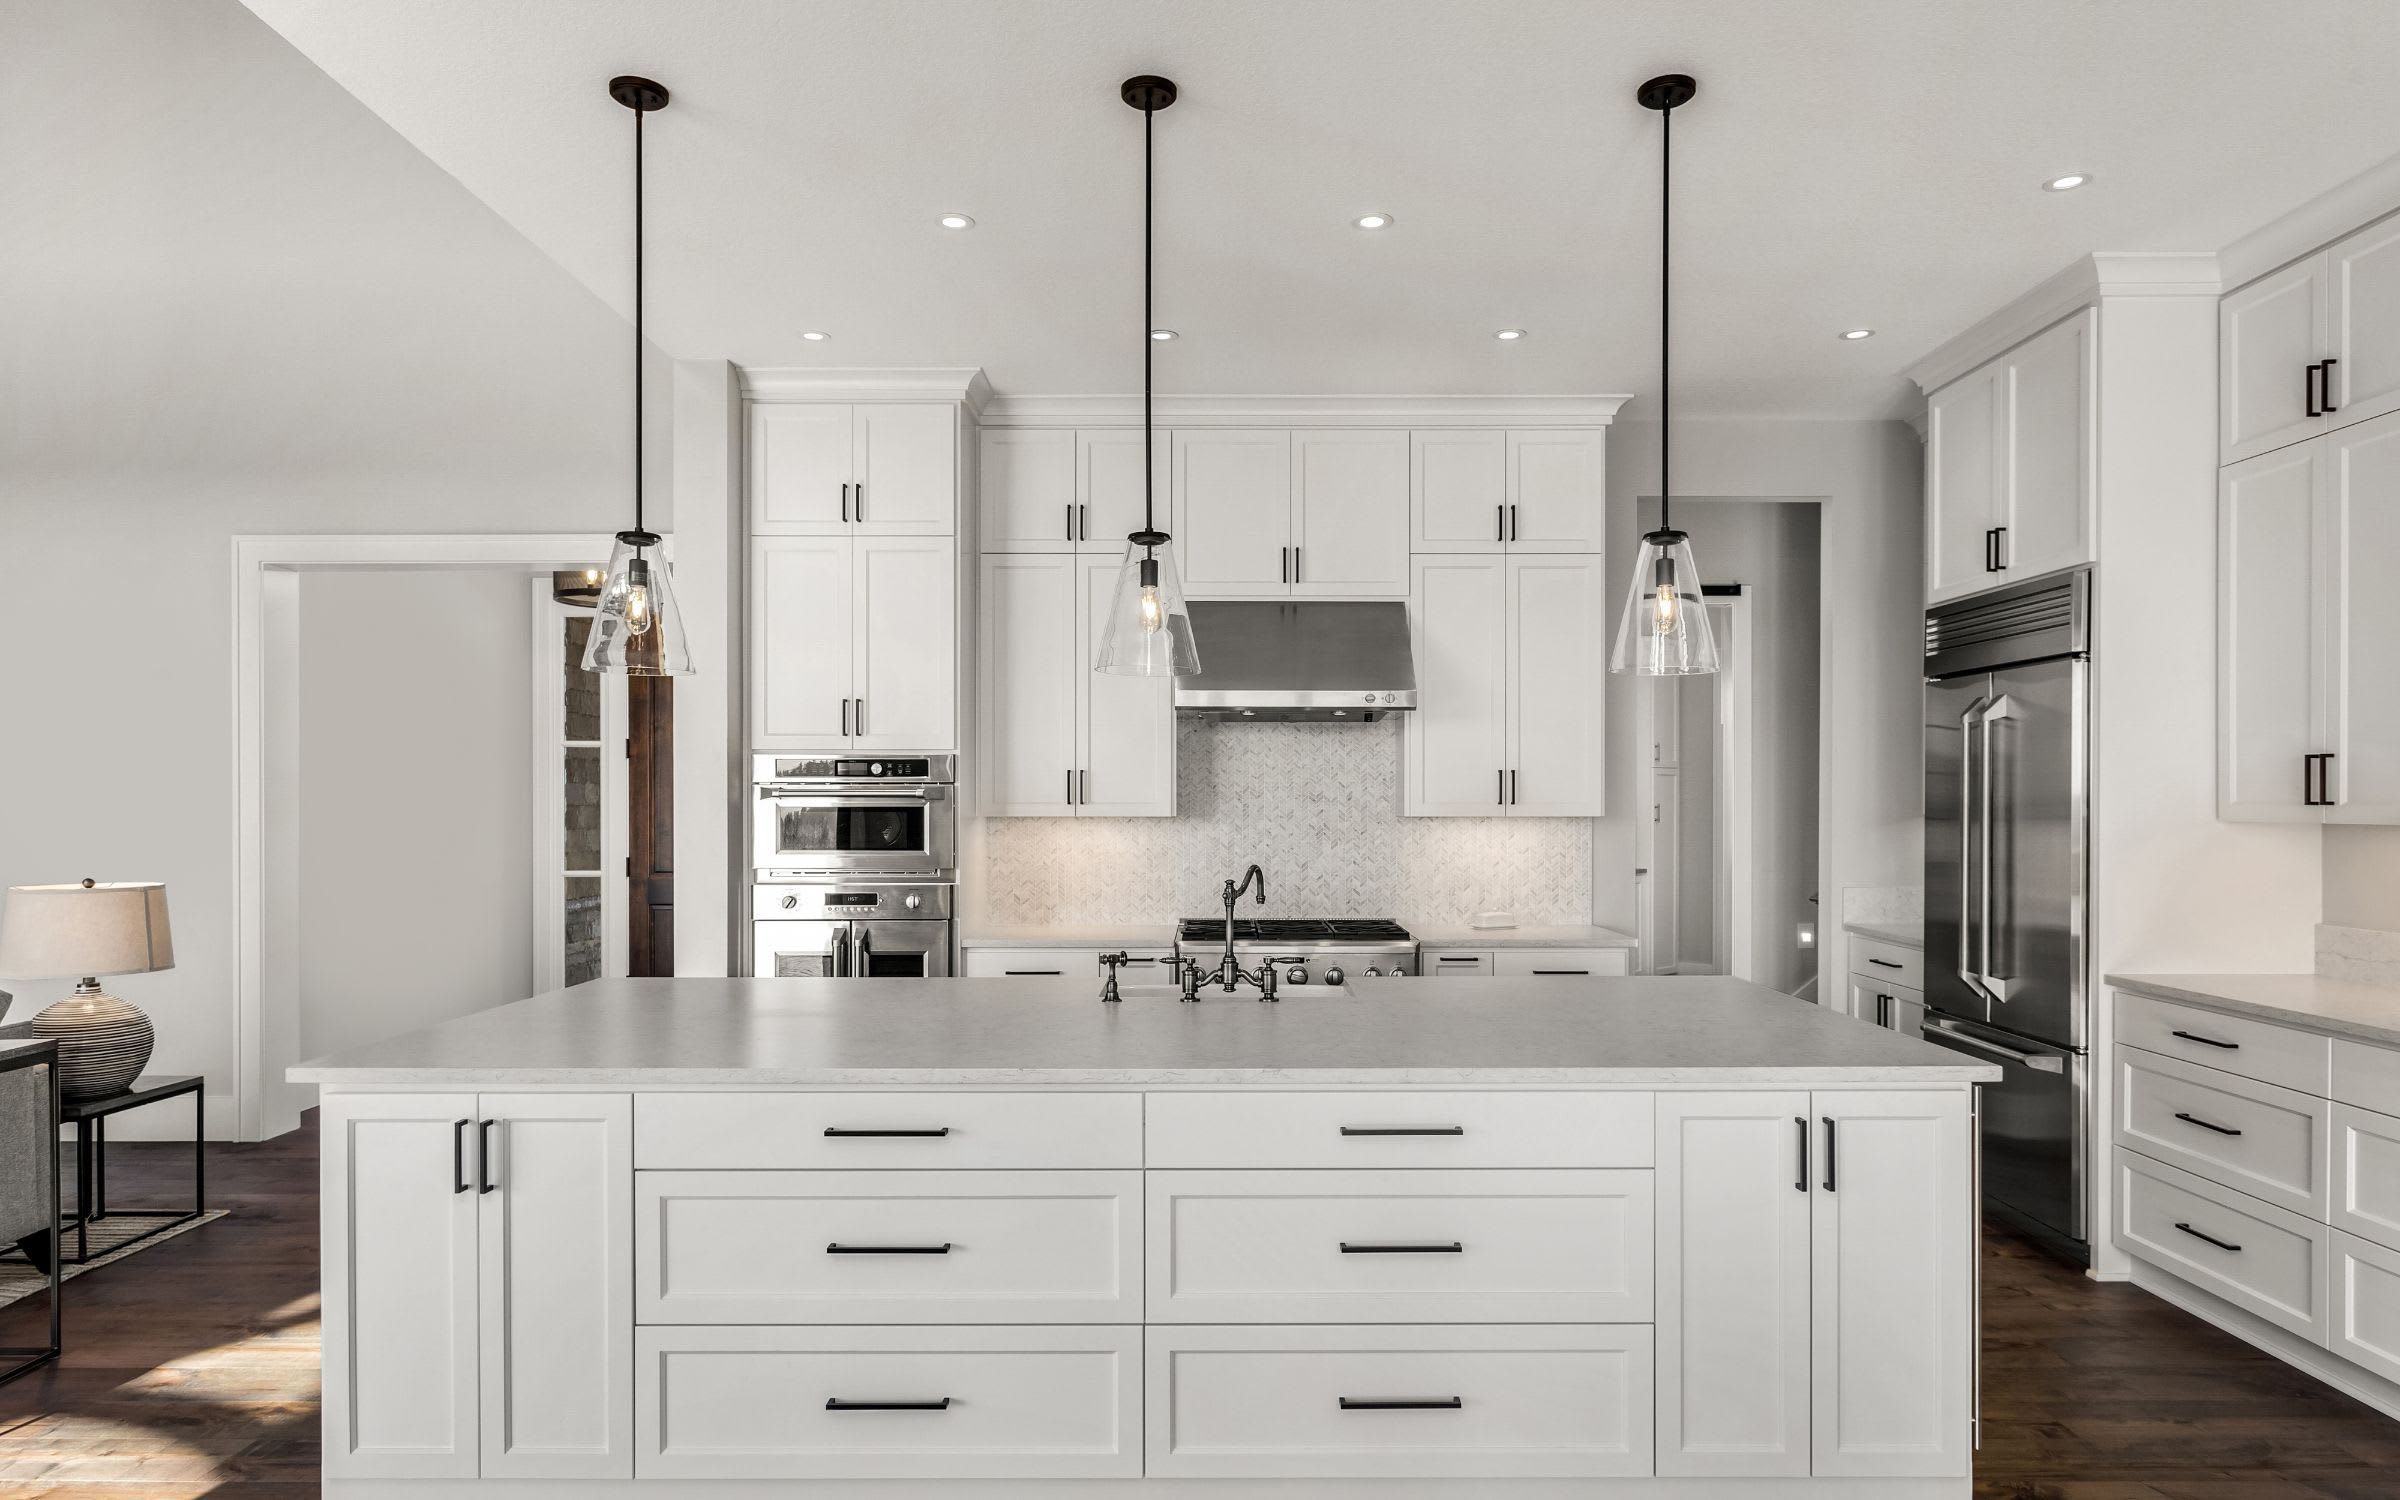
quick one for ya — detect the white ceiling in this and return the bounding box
[240,0,2400,418]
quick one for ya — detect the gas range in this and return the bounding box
[1173,917,1418,985]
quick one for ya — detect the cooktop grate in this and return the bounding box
[1176,917,1413,943]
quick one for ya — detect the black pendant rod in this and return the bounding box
[633,99,646,536]
[1658,97,1669,536]
[1142,97,1154,538]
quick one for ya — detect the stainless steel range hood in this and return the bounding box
[1174,601,1417,722]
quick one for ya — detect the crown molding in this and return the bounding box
[741,367,993,415]
[2219,151,2400,292]
[1901,252,2220,396]
[976,393,1633,428]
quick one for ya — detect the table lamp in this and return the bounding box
[0,880,171,1099]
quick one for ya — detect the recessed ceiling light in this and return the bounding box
[1150,328,1178,340]
[938,212,976,229]
[1494,328,1526,341]
[1353,213,1393,230]
[801,330,830,342]
[1839,328,1874,341]
[2042,174,2090,192]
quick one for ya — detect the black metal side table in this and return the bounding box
[62,1074,205,1265]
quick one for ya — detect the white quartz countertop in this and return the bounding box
[291,976,1997,1087]
[1413,924,1640,949]
[2109,972,2400,1050]
[1844,921,1925,950]
[958,925,1177,949]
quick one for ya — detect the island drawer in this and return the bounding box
[1145,1092,1653,1169]
[2333,1103,2400,1251]
[1145,1169,1651,1323]
[2115,1047,2329,1219]
[2116,992,2331,1095]
[1490,948,1633,978]
[2334,1039,2400,1116]
[633,1091,1141,1170]
[1849,937,1924,990]
[2116,1146,2327,1342]
[637,1324,1140,1479]
[1144,1323,1653,1479]
[635,1169,1141,1324]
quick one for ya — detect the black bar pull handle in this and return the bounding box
[1004,968,1064,977]
[2322,357,2339,413]
[1080,503,1088,539]
[2307,360,2323,418]
[2170,1029,2238,1051]
[1509,504,1519,541]
[478,1119,496,1194]
[853,482,863,520]
[1292,546,1301,583]
[1340,1242,1464,1254]
[1341,1397,1464,1411]
[826,1398,952,1411]
[2174,1111,2243,1137]
[827,1243,954,1255]
[824,1127,952,1138]
[453,1118,471,1194]
[842,481,852,522]
[1531,969,1589,976]
[1497,504,1505,542]
[1340,1125,1465,1136]
[2175,1221,2242,1253]
[1867,957,1903,969]
[1066,502,1074,541]
[1992,526,2008,570]
[1822,1116,1838,1193]
[1795,1116,1809,1193]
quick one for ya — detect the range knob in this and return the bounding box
[1389,962,1410,977]
[780,894,798,910]
[903,892,923,910]
[869,762,884,775]
[1324,965,1347,985]
[1284,965,1308,985]
[1360,966,1380,979]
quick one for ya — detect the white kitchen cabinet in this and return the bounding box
[959,947,1175,979]
[1925,364,2002,603]
[1406,554,1605,816]
[2330,1229,2400,1384]
[1078,428,1172,553]
[975,554,1174,818]
[1078,555,1176,814]
[1845,976,1925,1035]
[1412,429,1508,550]
[1410,429,1605,553]
[323,1093,632,1483]
[1174,429,1291,596]
[1291,429,1409,596]
[1655,1093,1811,1477]
[1506,429,1607,551]
[2324,412,2400,821]
[1488,948,1633,977]
[2330,215,2400,434]
[1419,950,1495,977]
[755,536,956,752]
[752,402,956,536]
[1809,1089,1974,1478]
[978,428,1078,550]
[1925,310,2093,604]
[2223,256,2332,464]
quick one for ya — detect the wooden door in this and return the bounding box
[2218,442,2326,821]
[477,1094,633,1478]
[749,404,853,534]
[1925,366,2001,603]
[1078,556,1176,815]
[1290,429,1410,596]
[2000,309,2095,582]
[1412,429,1508,551]
[1173,429,1291,596]
[1506,429,1606,551]
[978,429,1077,551]
[1655,1093,1811,1477]
[851,536,957,751]
[321,1093,480,1480]
[1405,554,1509,815]
[2324,409,2400,821]
[627,675,672,976]
[849,403,956,534]
[977,553,1078,816]
[751,536,854,747]
[1506,554,1606,815]
[1078,429,1171,552]
[2223,254,2330,463]
[2330,217,2400,433]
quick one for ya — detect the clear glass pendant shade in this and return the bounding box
[1094,535,1201,676]
[1609,528,1719,676]
[581,531,694,676]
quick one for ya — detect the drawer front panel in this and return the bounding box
[2333,1103,2400,1251]
[1146,1170,1651,1324]
[1145,1324,1653,1479]
[637,1325,1139,1479]
[2116,1047,2329,1218]
[1419,951,1494,976]
[2116,992,2331,1095]
[2117,1147,2327,1341]
[2331,1229,2400,1385]
[634,1092,1141,1170]
[2334,1039,2400,1116]
[636,1170,1139,1324]
[1145,1091,1652,1169]
[1490,948,1632,978]
[1849,938,1925,991]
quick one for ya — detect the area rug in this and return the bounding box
[0,1210,228,1308]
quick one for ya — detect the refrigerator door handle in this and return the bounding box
[1957,695,1994,1004]
[1924,1018,2064,1073]
[1978,694,2020,1005]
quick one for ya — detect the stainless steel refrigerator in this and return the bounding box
[1922,567,2089,1261]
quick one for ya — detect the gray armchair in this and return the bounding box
[0,1036,61,1383]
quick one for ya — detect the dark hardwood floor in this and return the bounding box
[0,1115,2393,1497]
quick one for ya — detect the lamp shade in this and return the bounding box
[0,882,174,979]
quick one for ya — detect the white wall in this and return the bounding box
[0,1,663,1137]
[294,571,535,1068]
[2326,829,2400,934]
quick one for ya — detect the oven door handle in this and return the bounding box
[759,788,948,804]
[854,927,869,975]
[831,926,850,979]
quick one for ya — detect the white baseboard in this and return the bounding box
[2129,1258,2400,1421]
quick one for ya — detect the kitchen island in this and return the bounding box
[297,976,1996,1497]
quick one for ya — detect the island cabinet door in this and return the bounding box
[1809,1089,1975,1478]
[1654,1092,1811,1477]
[476,1093,633,1479]
[321,1093,481,1480]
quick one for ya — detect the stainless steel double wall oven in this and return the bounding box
[749,753,955,978]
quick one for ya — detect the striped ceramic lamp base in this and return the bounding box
[32,982,154,1099]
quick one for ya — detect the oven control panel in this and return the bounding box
[751,883,953,920]
[755,752,955,785]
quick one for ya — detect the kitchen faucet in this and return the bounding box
[1180,864,1279,1001]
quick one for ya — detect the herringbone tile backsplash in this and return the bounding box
[980,721,1593,924]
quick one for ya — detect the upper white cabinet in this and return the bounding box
[979,429,1171,553]
[1291,429,1412,596]
[1079,429,1172,554]
[1924,309,2094,604]
[1171,429,1409,597]
[2223,214,2400,464]
[977,552,1175,817]
[752,402,956,536]
[1173,429,1291,595]
[1405,554,1605,817]
[754,535,956,752]
[1411,429,1605,552]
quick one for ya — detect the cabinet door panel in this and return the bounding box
[2326,411,2400,821]
[752,538,854,746]
[852,537,956,751]
[2331,217,2400,432]
[978,429,1076,551]
[751,404,853,534]
[1406,555,1509,815]
[850,403,956,534]
[1506,430,1605,551]
[1412,430,1507,551]
[1078,429,1171,552]
[321,1093,480,1480]
[1079,556,1176,815]
[1926,368,2000,603]
[1656,1093,1810,1477]
[2002,310,2094,580]
[1292,429,1410,596]
[1174,430,1292,596]
[2218,444,2325,820]
[1507,555,1605,815]
[478,1094,632,1479]
[2332,1229,2400,1383]
[977,554,1077,815]
[1810,1089,1973,1478]
[2223,255,2329,463]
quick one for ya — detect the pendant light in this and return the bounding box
[584,75,693,676]
[1094,75,1201,677]
[1610,73,1719,677]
